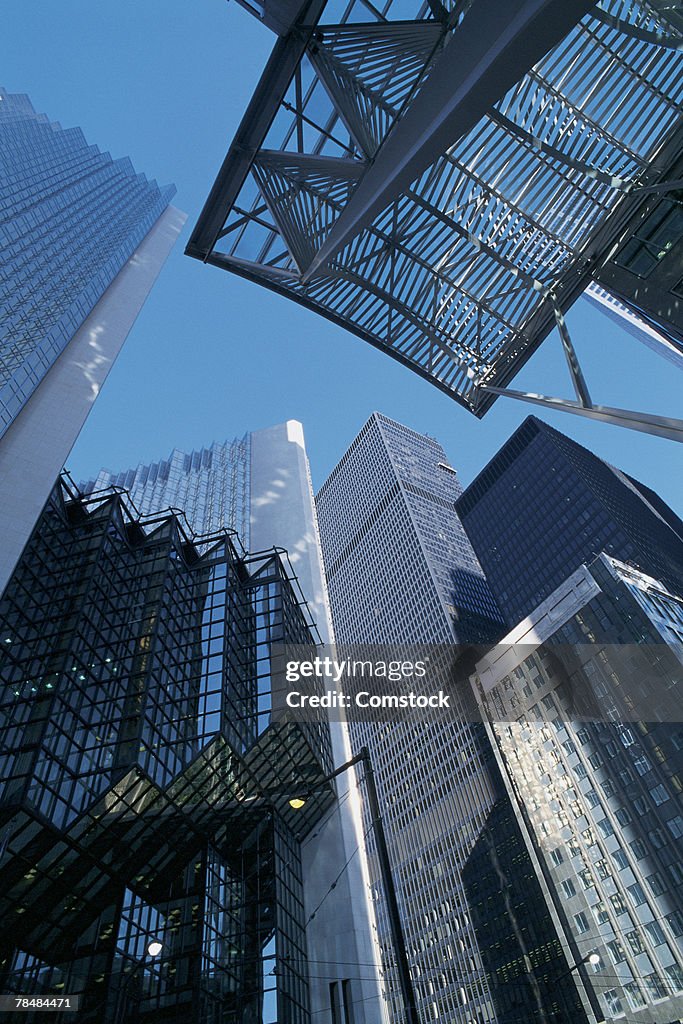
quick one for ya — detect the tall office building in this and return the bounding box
[474,554,683,1024]
[583,284,683,369]
[456,415,683,628]
[82,420,386,1023]
[0,476,338,1023]
[316,412,502,647]
[315,413,587,1024]
[0,88,185,592]
[84,436,252,542]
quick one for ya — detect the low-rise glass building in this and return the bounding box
[0,476,335,1024]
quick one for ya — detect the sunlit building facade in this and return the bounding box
[84,436,252,543]
[0,87,184,592]
[84,422,332,637]
[475,554,683,1024]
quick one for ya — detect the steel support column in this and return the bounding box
[480,385,683,442]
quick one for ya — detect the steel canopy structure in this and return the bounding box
[188,0,683,439]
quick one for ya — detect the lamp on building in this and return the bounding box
[286,745,419,1024]
[115,938,165,1024]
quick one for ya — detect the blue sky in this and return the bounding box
[2,0,681,507]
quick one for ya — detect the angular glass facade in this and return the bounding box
[315,413,584,1024]
[476,555,683,1024]
[0,476,334,1023]
[456,415,683,628]
[0,88,175,438]
[83,436,252,544]
[0,89,182,597]
[81,422,388,1023]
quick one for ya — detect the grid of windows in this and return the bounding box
[82,435,252,544]
[0,89,174,437]
[456,416,683,627]
[316,413,584,1024]
[0,477,334,1023]
[481,557,683,1024]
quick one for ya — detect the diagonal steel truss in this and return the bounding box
[188,0,683,439]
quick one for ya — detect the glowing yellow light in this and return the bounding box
[288,797,306,810]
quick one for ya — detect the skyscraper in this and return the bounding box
[316,412,503,647]
[83,420,386,1023]
[474,554,683,1024]
[0,475,337,1023]
[315,413,586,1024]
[0,88,184,592]
[84,435,252,542]
[83,422,333,641]
[455,415,683,628]
[584,283,683,369]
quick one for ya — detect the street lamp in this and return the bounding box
[553,950,601,983]
[115,939,165,1024]
[287,745,420,1024]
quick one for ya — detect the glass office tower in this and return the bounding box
[456,415,683,628]
[0,476,335,1024]
[83,420,386,1023]
[0,88,184,592]
[315,413,586,1024]
[84,436,252,543]
[83,423,332,636]
[316,412,502,646]
[475,554,683,1024]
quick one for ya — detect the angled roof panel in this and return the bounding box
[188,0,683,416]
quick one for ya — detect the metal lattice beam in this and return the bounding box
[480,385,683,441]
[303,0,598,280]
[188,0,683,434]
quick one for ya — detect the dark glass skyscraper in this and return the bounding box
[316,413,585,1024]
[456,415,683,627]
[0,475,336,1024]
[0,88,184,591]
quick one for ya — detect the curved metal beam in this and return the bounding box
[302,0,597,281]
